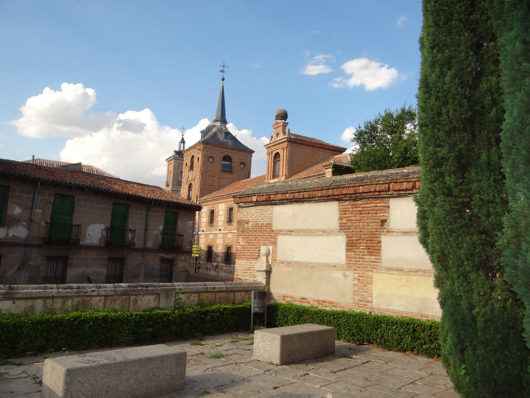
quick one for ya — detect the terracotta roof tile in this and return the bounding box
[237,166,420,197]
[200,174,266,202]
[0,158,200,210]
[288,132,346,152]
[24,158,114,177]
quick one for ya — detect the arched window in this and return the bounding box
[221,155,232,172]
[187,183,193,200]
[189,155,194,171]
[272,152,281,178]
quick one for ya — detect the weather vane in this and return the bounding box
[219,62,228,81]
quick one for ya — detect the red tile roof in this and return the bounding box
[0,159,200,210]
[24,158,114,177]
[200,174,266,202]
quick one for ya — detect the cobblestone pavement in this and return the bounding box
[0,333,457,397]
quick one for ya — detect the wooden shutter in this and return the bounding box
[49,194,75,243]
[0,185,9,226]
[110,203,129,246]
[162,210,178,249]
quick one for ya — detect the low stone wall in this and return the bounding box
[0,282,264,314]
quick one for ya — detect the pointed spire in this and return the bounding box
[213,63,228,125]
[212,78,227,125]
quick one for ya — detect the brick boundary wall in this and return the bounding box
[232,173,440,320]
[0,282,264,314]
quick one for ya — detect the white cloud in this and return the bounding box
[397,16,408,29]
[14,83,114,138]
[332,58,399,91]
[302,54,334,76]
[16,82,268,185]
[340,126,356,143]
[340,126,358,153]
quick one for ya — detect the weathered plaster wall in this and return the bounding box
[0,177,196,284]
[270,264,353,304]
[277,234,346,264]
[272,202,339,230]
[372,271,441,317]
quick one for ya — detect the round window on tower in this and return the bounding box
[240,162,246,169]
[208,156,214,163]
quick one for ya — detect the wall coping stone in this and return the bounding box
[0,282,265,300]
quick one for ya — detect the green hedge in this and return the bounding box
[0,302,440,359]
[269,303,440,358]
[0,304,250,358]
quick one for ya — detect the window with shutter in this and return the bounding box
[110,203,129,246]
[49,194,75,243]
[161,210,178,250]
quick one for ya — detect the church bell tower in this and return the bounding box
[164,130,185,192]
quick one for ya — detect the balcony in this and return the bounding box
[160,232,184,251]
[45,222,81,245]
[105,226,136,248]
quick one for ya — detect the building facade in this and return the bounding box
[181,98,439,320]
[0,159,200,284]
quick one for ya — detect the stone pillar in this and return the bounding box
[255,246,272,291]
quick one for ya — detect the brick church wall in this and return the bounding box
[233,178,441,320]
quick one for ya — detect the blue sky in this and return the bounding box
[0,0,422,184]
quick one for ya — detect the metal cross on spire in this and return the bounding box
[178,126,186,152]
[219,62,228,81]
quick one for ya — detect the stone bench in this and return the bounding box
[41,344,186,398]
[253,323,336,365]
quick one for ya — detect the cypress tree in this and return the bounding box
[417,1,529,396]
[497,1,530,352]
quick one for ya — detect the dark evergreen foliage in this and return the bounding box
[349,106,418,172]
[269,303,440,358]
[417,1,529,396]
[0,304,251,358]
[497,0,530,353]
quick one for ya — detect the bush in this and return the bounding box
[269,303,440,358]
[0,304,250,358]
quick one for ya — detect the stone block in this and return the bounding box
[159,290,174,309]
[103,295,130,311]
[215,292,235,304]
[181,293,199,306]
[234,291,251,304]
[198,292,216,305]
[253,324,335,365]
[41,344,186,398]
[129,294,159,311]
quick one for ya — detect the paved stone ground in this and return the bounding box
[0,332,457,397]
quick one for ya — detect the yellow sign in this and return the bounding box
[192,244,201,257]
